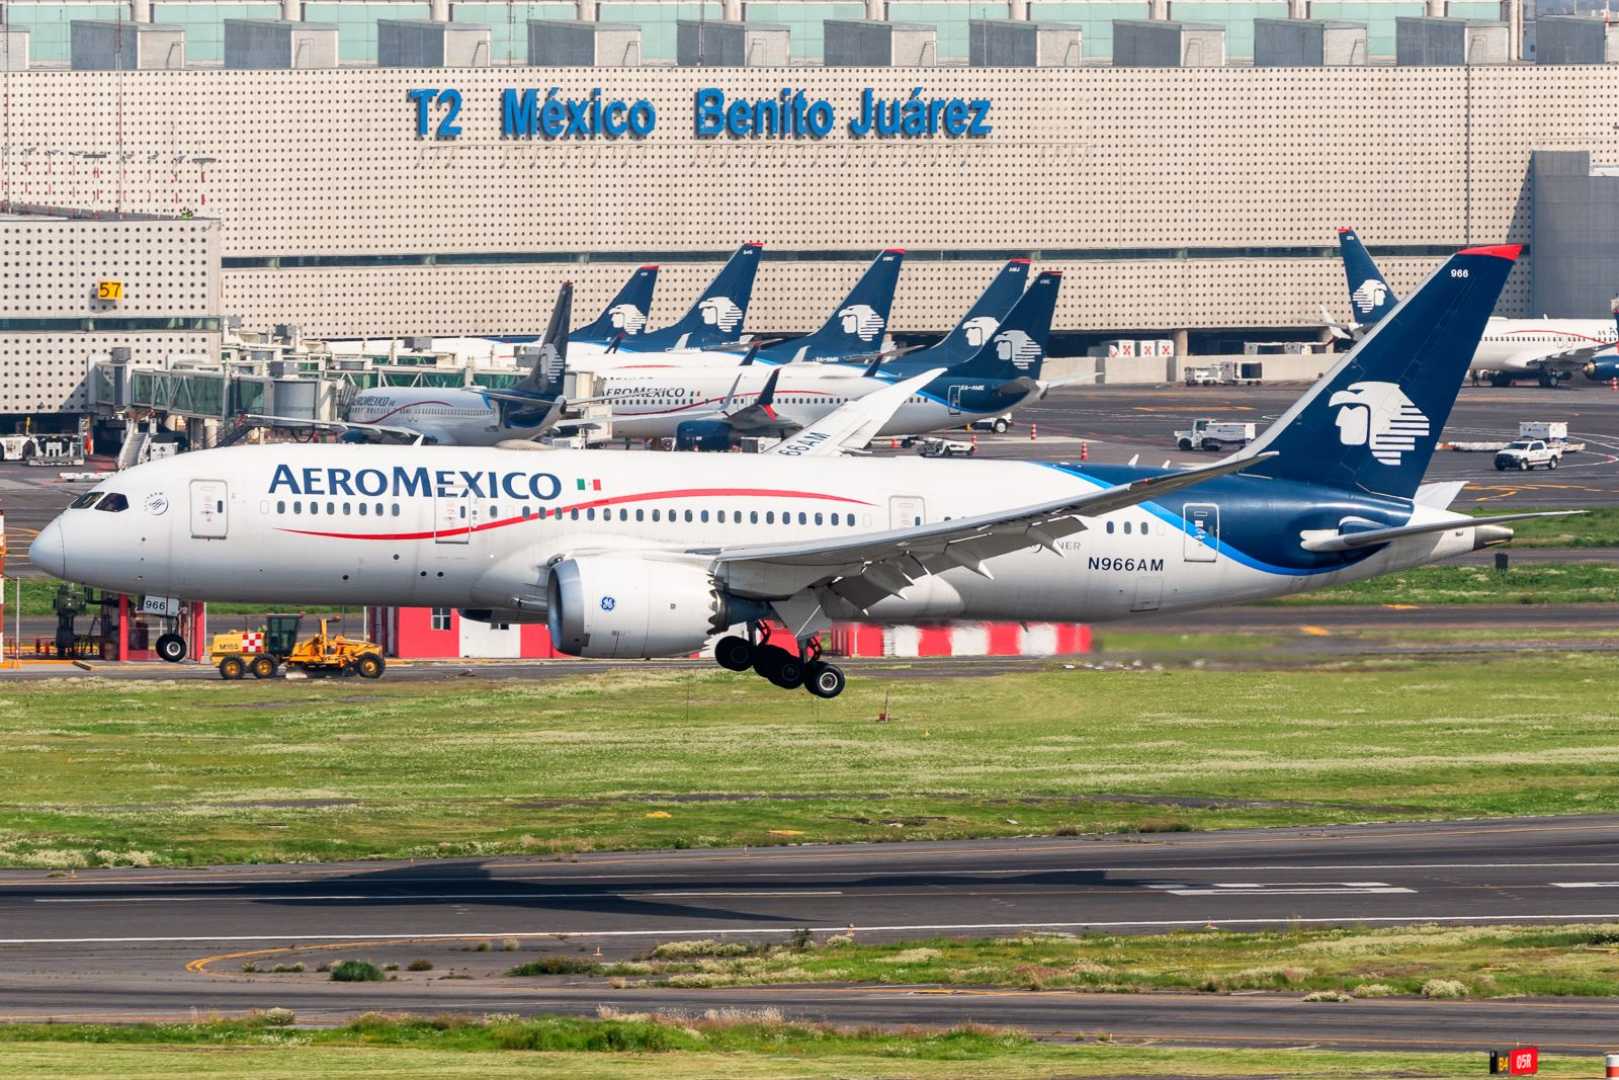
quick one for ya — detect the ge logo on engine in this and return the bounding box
[600,596,616,612]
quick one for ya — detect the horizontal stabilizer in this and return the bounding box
[1299,510,1585,553]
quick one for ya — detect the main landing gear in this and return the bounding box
[714,625,846,699]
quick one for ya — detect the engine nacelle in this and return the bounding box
[547,557,726,658]
[1585,359,1619,382]
[674,420,735,452]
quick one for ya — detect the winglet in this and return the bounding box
[1457,243,1523,261]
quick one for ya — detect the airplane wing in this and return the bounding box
[1299,510,1584,553]
[718,368,799,435]
[243,414,428,444]
[698,452,1274,608]
[1521,344,1618,373]
[764,368,944,458]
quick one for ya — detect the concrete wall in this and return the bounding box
[1531,148,1619,317]
[1042,352,1334,385]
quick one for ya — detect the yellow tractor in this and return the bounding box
[210,614,386,680]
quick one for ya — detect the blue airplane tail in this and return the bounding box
[758,249,905,363]
[1244,244,1519,500]
[570,265,658,347]
[641,242,763,350]
[1338,227,1398,327]
[946,270,1060,381]
[887,258,1030,373]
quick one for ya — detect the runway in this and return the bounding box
[9,816,1619,1049]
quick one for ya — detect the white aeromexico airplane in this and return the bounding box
[1335,228,1619,386]
[593,271,1062,449]
[33,244,1578,699]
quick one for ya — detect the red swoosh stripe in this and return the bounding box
[352,400,460,424]
[276,486,875,541]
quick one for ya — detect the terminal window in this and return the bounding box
[888,1,1011,59]
[1028,2,1150,59]
[597,2,724,61]
[304,1,433,62]
[742,1,867,60]
[4,2,125,63]
[451,2,575,63]
[153,3,283,64]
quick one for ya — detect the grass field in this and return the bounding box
[1263,562,1619,605]
[0,1014,1596,1079]
[1,652,1616,867]
[1466,505,1619,547]
[552,922,1619,999]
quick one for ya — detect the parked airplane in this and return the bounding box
[255,285,576,446]
[591,270,1062,449]
[827,257,1030,375]
[1331,227,1618,386]
[569,264,660,348]
[34,243,1578,696]
[569,243,764,367]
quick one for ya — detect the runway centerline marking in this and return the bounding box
[1145,881,1416,896]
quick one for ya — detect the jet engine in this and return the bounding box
[1585,359,1619,383]
[674,420,735,452]
[547,557,729,658]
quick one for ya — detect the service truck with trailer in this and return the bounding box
[1175,418,1257,452]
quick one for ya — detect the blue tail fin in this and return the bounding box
[632,242,763,351]
[1338,227,1397,327]
[1244,244,1519,500]
[946,270,1060,381]
[516,282,572,396]
[570,265,658,347]
[888,259,1030,372]
[758,249,905,363]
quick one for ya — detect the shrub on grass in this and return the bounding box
[1302,990,1351,1003]
[329,960,385,983]
[270,963,304,974]
[1351,983,1398,998]
[507,955,603,977]
[650,939,753,960]
[257,1008,296,1027]
[407,959,434,972]
[1421,978,1469,999]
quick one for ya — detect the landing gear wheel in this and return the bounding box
[355,653,385,679]
[752,643,787,680]
[218,656,245,680]
[768,653,805,690]
[155,633,186,663]
[249,655,276,679]
[1491,372,1514,388]
[804,661,846,699]
[714,635,754,672]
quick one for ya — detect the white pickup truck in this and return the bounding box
[1494,439,1562,471]
[1175,418,1257,452]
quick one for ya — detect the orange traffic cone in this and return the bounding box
[1081,440,1089,461]
[1030,423,1038,442]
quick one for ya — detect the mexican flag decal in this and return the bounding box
[576,478,603,492]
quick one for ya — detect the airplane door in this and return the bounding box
[889,496,925,529]
[947,385,964,415]
[1182,503,1218,562]
[189,479,229,539]
[435,483,472,545]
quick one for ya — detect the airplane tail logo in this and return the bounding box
[537,341,564,382]
[1351,279,1388,317]
[1328,381,1431,465]
[837,304,885,341]
[962,317,999,347]
[699,297,744,332]
[608,304,648,334]
[993,329,1041,370]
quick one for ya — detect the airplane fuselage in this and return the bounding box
[1473,318,1618,374]
[346,386,553,445]
[34,445,1492,631]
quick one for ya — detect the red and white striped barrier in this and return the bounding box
[373,608,1091,661]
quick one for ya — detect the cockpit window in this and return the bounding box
[95,492,129,512]
[69,491,104,509]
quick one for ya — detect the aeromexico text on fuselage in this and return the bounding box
[269,463,569,502]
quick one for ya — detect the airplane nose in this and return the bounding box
[29,519,66,578]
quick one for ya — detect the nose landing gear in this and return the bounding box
[712,625,846,698]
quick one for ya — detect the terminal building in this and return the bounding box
[5,0,1619,432]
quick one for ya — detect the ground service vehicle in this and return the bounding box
[967,414,1014,433]
[1494,439,1562,471]
[210,614,385,679]
[1176,418,1257,451]
[918,436,976,457]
